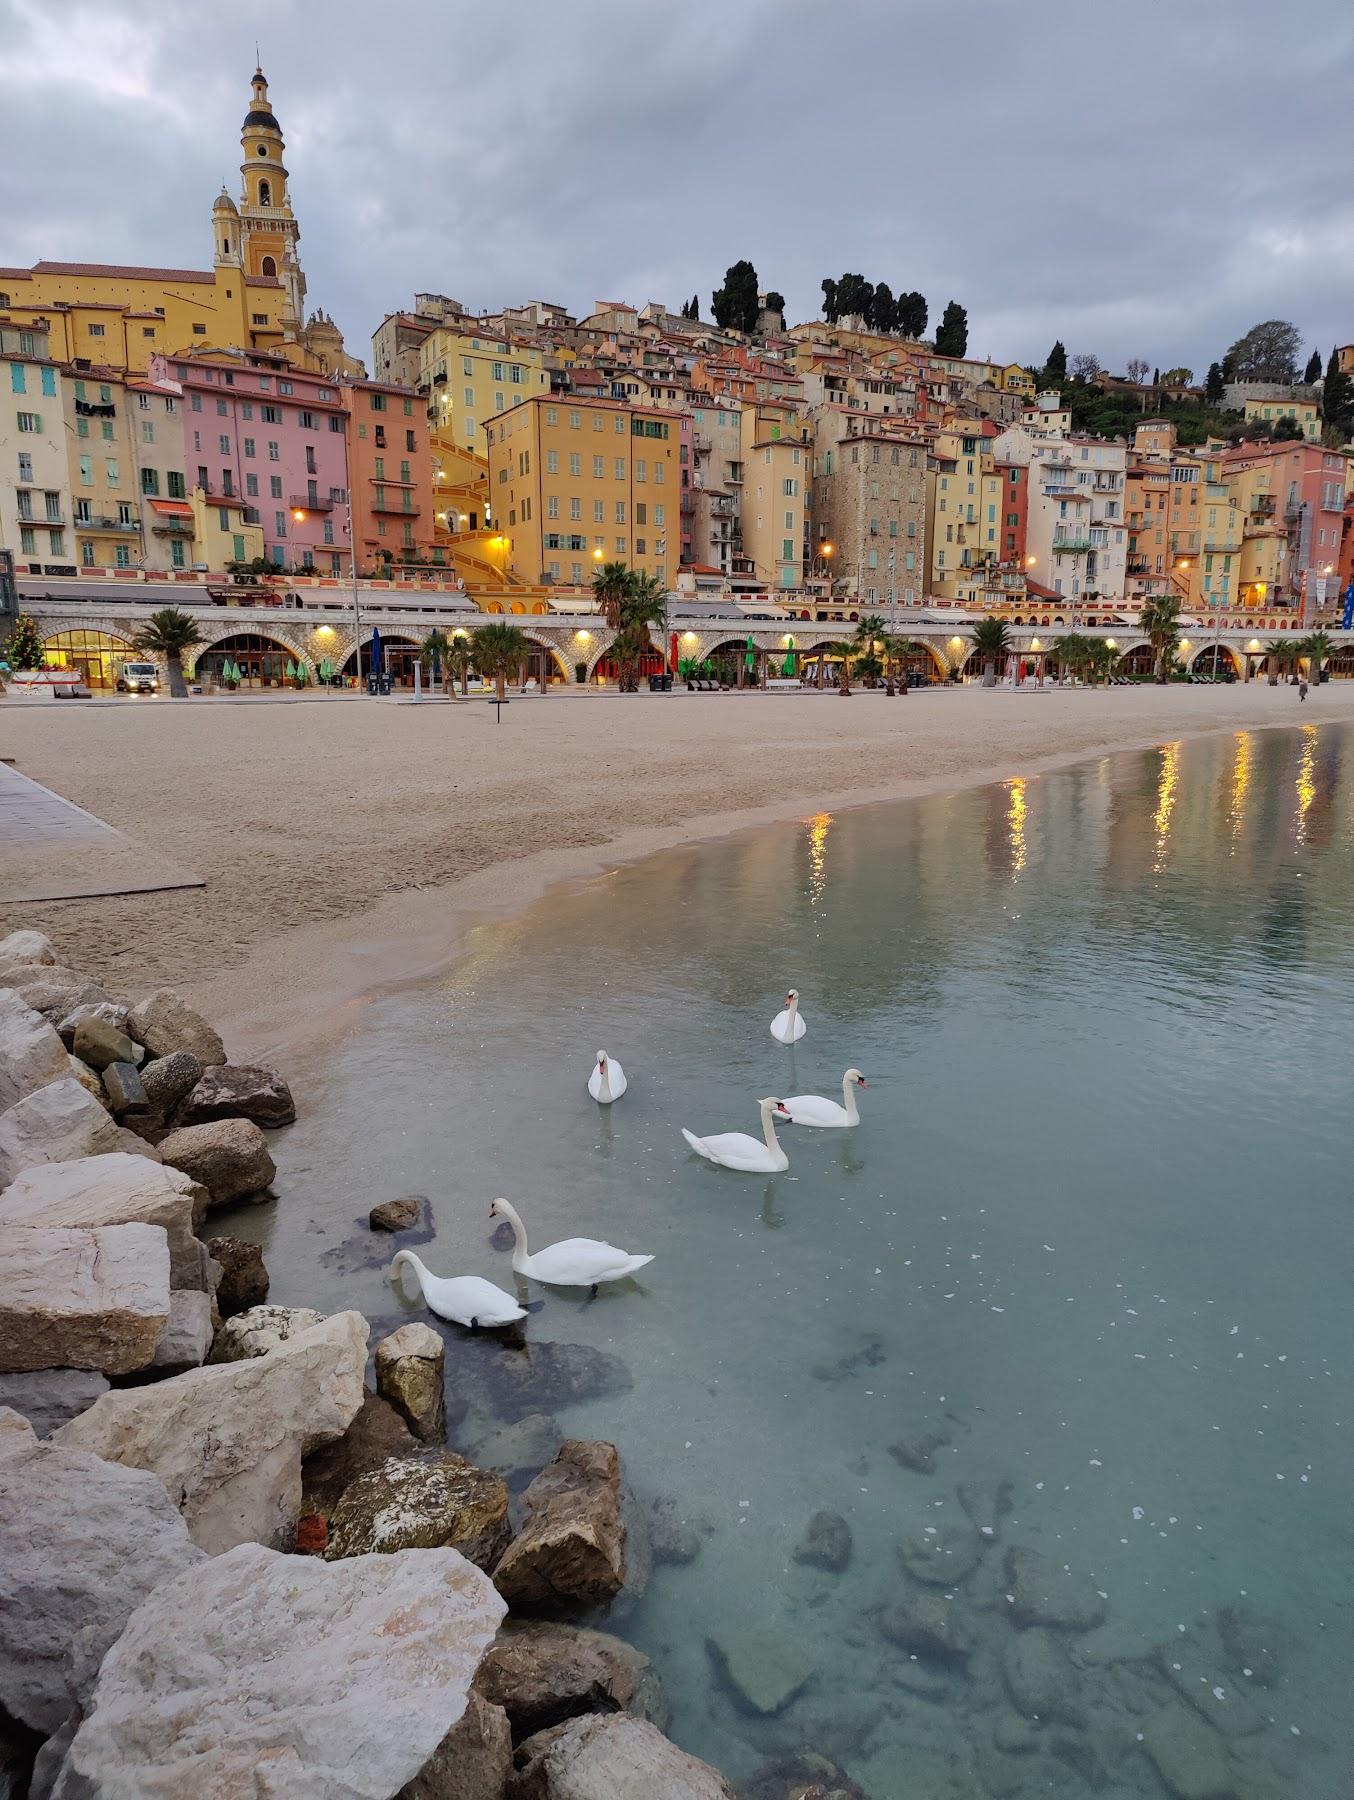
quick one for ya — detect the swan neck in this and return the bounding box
[597,1067,611,1101]
[842,1078,859,1123]
[498,1203,529,1267]
[761,1106,782,1153]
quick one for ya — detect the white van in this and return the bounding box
[116,662,160,694]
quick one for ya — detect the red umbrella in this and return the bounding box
[669,631,679,673]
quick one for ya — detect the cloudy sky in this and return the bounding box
[4,0,1352,379]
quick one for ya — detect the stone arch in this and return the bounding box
[520,630,576,684]
[1184,642,1242,676]
[196,630,314,687]
[40,626,137,690]
[258,184,272,210]
[509,600,527,614]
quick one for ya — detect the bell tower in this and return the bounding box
[237,64,305,334]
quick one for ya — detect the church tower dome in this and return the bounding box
[212,187,241,267]
[236,64,305,335]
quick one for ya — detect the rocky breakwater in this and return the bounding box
[0,928,740,1798]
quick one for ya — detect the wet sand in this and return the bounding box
[2,681,1348,1058]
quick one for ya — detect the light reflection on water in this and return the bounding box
[245,724,1353,1798]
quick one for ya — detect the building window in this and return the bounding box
[269,475,283,499]
[19,526,35,554]
[141,468,160,496]
[78,455,92,484]
[275,511,287,537]
[74,498,90,523]
[16,412,41,432]
[48,531,65,555]
[593,499,605,522]
[88,324,105,338]
[170,538,186,568]
[268,441,279,461]
[167,471,185,498]
[192,323,206,335]
[252,312,267,326]
[81,539,95,566]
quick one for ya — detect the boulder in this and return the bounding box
[0,1222,170,1376]
[376,1321,446,1441]
[0,1410,204,1735]
[100,1060,148,1117]
[1003,1627,1083,1726]
[648,1497,703,1565]
[878,1590,971,1666]
[54,1310,368,1553]
[0,1369,108,1437]
[370,1195,425,1232]
[705,1620,815,1717]
[70,1015,136,1073]
[0,929,56,966]
[65,1052,107,1106]
[1142,1702,1239,1800]
[473,1413,565,1493]
[156,1116,275,1206]
[487,1340,632,1422]
[1005,1547,1107,1632]
[149,1290,214,1373]
[476,1621,667,1741]
[399,1691,513,1800]
[958,1477,1015,1539]
[125,988,226,1067]
[493,1440,626,1613]
[735,1755,869,1800]
[898,1525,984,1587]
[302,1390,417,1514]
[0,1153,207,1289]
[48,1541,506,1799]
[0,1078,159,1189]
[0,991,69,1112]
[793,1508,852,1573]
[204,1234,268,1316]
[510,1713,734,1799]
[171,1062,295,1129]
[2,967,107,1026]
[56,1000,132,1050]
[209,1303,325,1363]
[887,1428,950,1475]
[138,1050,203,1120]
[326,1452,511,1570]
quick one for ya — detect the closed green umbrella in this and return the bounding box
[744,635,756,673]
[285,658,297,681]
[318,658,333,680]
[781,648,795,677]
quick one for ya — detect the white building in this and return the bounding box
[996,427,1129,606]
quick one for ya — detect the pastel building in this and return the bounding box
[150,348,349,572]
[62,369,142,572]
[342,379,438,573]
[739,401,808,590]
[0,320,72,574]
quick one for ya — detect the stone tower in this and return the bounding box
[236,65,306,334]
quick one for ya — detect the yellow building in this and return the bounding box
[739,402,807,590]
[188,486,264,570]
[1242,396,1320,441]
[0,67,356,379]
[419,323,549,538]
[927,423,1004,603]
[61,371,141,570]
[486,393,678,588]
[1224,458,1289,606]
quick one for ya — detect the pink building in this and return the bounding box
[1223,440,1348,612]
[149,348,350,572]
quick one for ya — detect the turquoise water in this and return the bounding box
[235,722,1351,1797]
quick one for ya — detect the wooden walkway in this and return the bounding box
[0,761,204,904]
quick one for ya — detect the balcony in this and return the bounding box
[21,509,65,529]
[1250,494,1276,516]
[1126,556,1150,575]
[74,399,117,419]
[370,495,422,516]
[1052,535,1093,553]
[72,515,137,534]
[693,431,712,453]
[289,492,334,512]
[708,495,736,517]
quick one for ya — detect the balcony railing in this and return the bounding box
[370,496,422,516]
[1052,535,1093,553]
[289,493,334,512]
[72,515,137,533]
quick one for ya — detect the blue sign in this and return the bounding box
[1343,584,1354,631]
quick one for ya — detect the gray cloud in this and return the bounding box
[3,0,1352,377]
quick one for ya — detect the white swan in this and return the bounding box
[783,1068,867,1128]
[770,988,807,1044]
[681,1097,793,1172]
[587,1051,627,1103]
[489,1198,653,1290]
[390,1250,525,1328]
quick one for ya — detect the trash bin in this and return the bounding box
[367,673,380,696]
[379,672,392,696]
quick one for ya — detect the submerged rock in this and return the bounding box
[49,1541,505,1798]
[326,1452,511,1571]
[1003,1627,1084,1726]
[157,1116,276,1206]
[898,1524,985,1587]
[375,1322,446,1442]
[55,1310,368,1554]
[958,1477,1015,1539]
[473,1413,565,1492]
[125,988,226,1067]
[878,1590,971,1666]
[735,1753,869,1800]
[810,1332,885,1384]
[888,1428,950,1475]
[1005,1547,1107,1632]
[0,1410,204,1736]
[648,1495,705,1565]
[1216,1604,1281,1689]
[205,1234,269,1316]
[794,1508,852,1573]
[1141,1702,1238,1800]
[493,1439,626,1613]
[209,1303,325,1363]
[510,1713,733,1799]
[0,1221,170,1376]
[302,1391,417,1515]
[485,1339,633,1422]
[705,1619,815,1717]
[476,1620,667,1741]
[370,1195,426,1232]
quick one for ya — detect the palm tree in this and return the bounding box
[611,572,668,692]
[133,607,203,698]
[1299,629,1334,684]
[590,560,633,630]
[849,615,887,689]
[444,634,474,696]
[880,633,919,695]
[420,628,451,695]
[1262,639,1296,686]
[970,616,1010,687]
[471,621,528,702]
[1049,632,1089,685]
[1137,594,1182,684]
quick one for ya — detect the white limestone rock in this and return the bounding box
[0,1409,204,1735]
[0,1222,170,1376]
[55,1309,369,1553]
[0,1368,108,1437]
[0,991,69,1113]
[0,1078,160,1191]
[509,1713,734,1799]
[209,1303,325,1363]
[0,929,57,967]
[49,1541,505,1799]
[2,967,108,1026]
[0,1153,207,1288]
[149,1290,213,1374]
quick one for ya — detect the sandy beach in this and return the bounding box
[3,681,1350,1057]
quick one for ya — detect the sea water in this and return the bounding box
[229,722,1352,1797]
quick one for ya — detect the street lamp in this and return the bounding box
[292,499,363,692]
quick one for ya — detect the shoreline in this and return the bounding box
[203,694,1347,1064]
[4,683,1349,1064]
